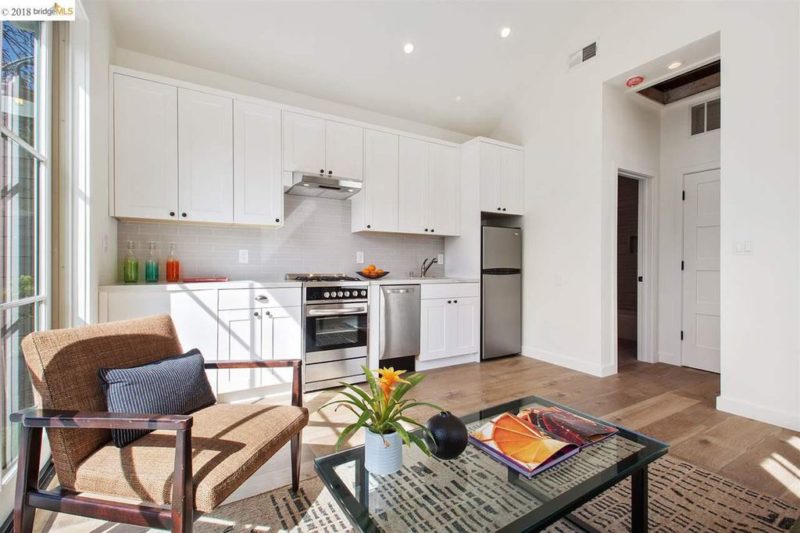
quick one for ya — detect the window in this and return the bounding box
[0,21,49,472]
[690,98,721,135]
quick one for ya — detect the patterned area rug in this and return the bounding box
[38,455,798,532]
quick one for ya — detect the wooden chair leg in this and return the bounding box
[14,425,42,533]
[171,428,193,533]
[290,431,301,493]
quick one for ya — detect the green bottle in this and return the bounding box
[123,241,139,283]
[145,241,159,282]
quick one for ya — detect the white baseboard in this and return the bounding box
[521,346,616,377]
[716,395,800,431]
[416,352,479,371]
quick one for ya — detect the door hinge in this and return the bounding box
[682,190,686,201]
[680,330,684,341]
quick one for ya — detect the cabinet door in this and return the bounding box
[427,143,459,236]
[217,309,262,393]
[283,111,326,174]
[501,147,524,215]
[233,101,283,226]
[178,88,234,223]
[113,74,178,220]
[448,297,480,356]
[479,142,502,213]
[326,120,364,180]
[259,306,302,388]
[362,129,399,231]
[419,298,448,361]
[398,137,429,234]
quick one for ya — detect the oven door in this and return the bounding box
[305,303,368,364]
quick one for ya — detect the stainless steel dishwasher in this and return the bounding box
[379,285,420,360]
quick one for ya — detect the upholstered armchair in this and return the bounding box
[10,315,307,532]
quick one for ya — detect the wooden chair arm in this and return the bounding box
[9,408,193,431]
[204,359,303,408]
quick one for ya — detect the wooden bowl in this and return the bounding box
[356,271,390,279]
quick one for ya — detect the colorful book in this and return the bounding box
[469,406,618,478]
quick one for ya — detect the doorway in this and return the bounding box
[617,176,640,365]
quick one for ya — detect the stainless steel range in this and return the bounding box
[286,274,369,392]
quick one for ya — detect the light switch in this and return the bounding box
[437,253,444,265]
[356,251,364,264]
[238,249,249,264]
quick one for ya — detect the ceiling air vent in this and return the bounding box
[569,41,598,68]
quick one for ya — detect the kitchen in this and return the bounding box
[101,66,524,400]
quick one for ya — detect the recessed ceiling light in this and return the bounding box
[455,96,462,102]
[500,27,512,39]
[668,61,682,70]
[403,42,415,54]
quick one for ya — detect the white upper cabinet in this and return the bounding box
[479,141,524,215]
[398,137,460,236]
[113,74,179,220]
[352,129,399,232]
[282,111,364,180]
[325,120,364,180]
[234,101,283,226]
[178,88,234,223]
[282,111,326,175]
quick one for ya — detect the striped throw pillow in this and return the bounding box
[98,349,216,447]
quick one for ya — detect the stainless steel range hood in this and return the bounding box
[285,171,362,199]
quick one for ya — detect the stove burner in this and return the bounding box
[287,273,360,282]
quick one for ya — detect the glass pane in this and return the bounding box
[690,103,705,135]
[1,302,37,470]
[0,135,39,302]
[706,98,721,131]
[1,21,40,147]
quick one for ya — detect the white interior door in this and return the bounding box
[682,169,721,373]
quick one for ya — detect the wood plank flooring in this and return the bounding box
[301,355,800,507]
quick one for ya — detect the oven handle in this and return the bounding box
[306,305,367,317]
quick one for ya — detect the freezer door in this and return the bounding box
[482,226,522,270]
[482,273,522,359]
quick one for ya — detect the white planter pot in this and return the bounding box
[364,429,403,475]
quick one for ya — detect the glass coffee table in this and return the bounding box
[315,395,668,532]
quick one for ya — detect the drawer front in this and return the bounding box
[218,287,301,310]
[421,283,480,300]
[306,357,367,383]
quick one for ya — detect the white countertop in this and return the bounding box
[99,277,478,292]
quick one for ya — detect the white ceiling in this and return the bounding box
[106,1,577,136]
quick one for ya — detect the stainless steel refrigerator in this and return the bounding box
[482,226,522,360]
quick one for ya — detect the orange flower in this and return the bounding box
[378,367,409,400]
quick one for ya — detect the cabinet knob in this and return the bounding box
[431,228,435,233]
[253,311,260,317]
[367,224,371,229]
[169,211,175,217]
[497,207,501,211]
[447,300,452,304]
[502,208,507,212]
[181,212,187,218]
[275,218,280,223]
[328,170,333,175]
[454,299,458,303]
[424,228,429,232]
[320,169,325,174]
[265,310,272,318]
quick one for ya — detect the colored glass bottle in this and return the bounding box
[145,241,159,282]
[166,243,181,282]
[123,241,139,283]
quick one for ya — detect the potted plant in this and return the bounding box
[323,367,440,475]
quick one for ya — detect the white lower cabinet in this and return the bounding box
[419,283,479,361]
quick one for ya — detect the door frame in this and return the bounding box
[680,164,721,369]
[616,169,657,365]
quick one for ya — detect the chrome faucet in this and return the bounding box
[421,257,439,278]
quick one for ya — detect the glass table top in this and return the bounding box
[314,395,668,532]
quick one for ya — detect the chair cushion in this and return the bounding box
[98,349,216,447]
[72,402,308,512]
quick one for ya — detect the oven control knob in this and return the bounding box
[361,290,367,297]
[344,291,350,297]
[337,291,344,297]
[323,291,330,298]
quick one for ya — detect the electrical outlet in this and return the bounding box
[356,251,364,264]
[238,249,249,264]
[437,253,444,265]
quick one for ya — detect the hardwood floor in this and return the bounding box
[303,355,800,507]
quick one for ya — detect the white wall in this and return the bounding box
[658,90,721,365]
[112,48,471,145]
[491,2,800,430]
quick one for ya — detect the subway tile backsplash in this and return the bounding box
[116,195,444,281]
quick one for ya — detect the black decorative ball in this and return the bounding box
[425,411,468,460]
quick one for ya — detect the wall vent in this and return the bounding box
[568,41,598,68]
